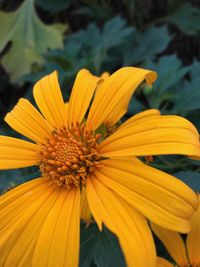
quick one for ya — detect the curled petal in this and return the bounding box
[87,67,157,130]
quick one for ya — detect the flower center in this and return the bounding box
[39,123,102,189]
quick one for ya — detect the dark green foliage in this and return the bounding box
[173,61,200,115]
[153,234,173,262]
[174,171,200,192]
[165,3,200,35]
[143,55,190,109]
[122,26,172,65]
[80,224,126,267]
[80,223,99,267]
[35,0,73,12]
[0,0,66,81]
[93,227,126,267]
[0,168,39,194]
[50,16,134,74]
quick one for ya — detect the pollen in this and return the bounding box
[39,123,102,189]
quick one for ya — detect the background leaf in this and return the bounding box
[94,227,126,267]
[0,168,39,194]
[80,224,126,267]
[35,0,73,12]
[174,171,200,192]
[122,26,172,65]
[143,55,190,109]
[0,0,65,81]
[70,16,133,73]
[80,223,99,267]
[165,3,200,35]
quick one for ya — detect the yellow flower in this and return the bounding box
[152,195,200,267]
[0,67,200,267]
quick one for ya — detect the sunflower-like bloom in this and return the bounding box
[0,67,200,267]
[153,194,200,267]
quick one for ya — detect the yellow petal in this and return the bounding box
[33,187,80,267]
[5,98,52,144]
[87,67,157,130]
[186,194,200,266]
[0,178,47,231]
[104,91,160,128]
[94,71,110,99]
[100,72,110,79]
[0,136,40,169]
[99,115,200,158]
[156,257,174,267]
[68,69,100,126]
[151,223,188,266]
[104,92,133,127]
[65,102,69,122]
[33,71,67,129]
[80,187,92,222]
[87,174,156,267]
[118,109,161,130]
[94,158,198,232]
[0,179,59,267]
[93,70,126,128]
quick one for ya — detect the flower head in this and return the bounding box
[39,122,102,189]
[0,67,200,267]
[153,195,200,267]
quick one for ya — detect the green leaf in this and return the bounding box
[123,26,172,65]
[94,228,126,267]
[174,171,200,192]
[128,97,145,116]
[173,76,200,114]
[145,55,189,93]
[0,168,39,194]
[38,16,133,76]
[80,223,99,267]
[0,0,65,81]
[187,115,200,135]
[35,0,73,12]
[95,123,108,141]
[53,23,68,35]
[143,55,189,108]
[189,60,200,79]
[74,1,113,21]
[71,16,133,49]
[153,234,174,262]
[102,16,133,48]
[80,224,126,267]
[70,16,133,73]
[165,3,200,35]
[171,60,200,115]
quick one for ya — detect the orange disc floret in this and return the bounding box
[39,122,102,189]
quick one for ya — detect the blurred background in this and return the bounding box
[0,0,200,265]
